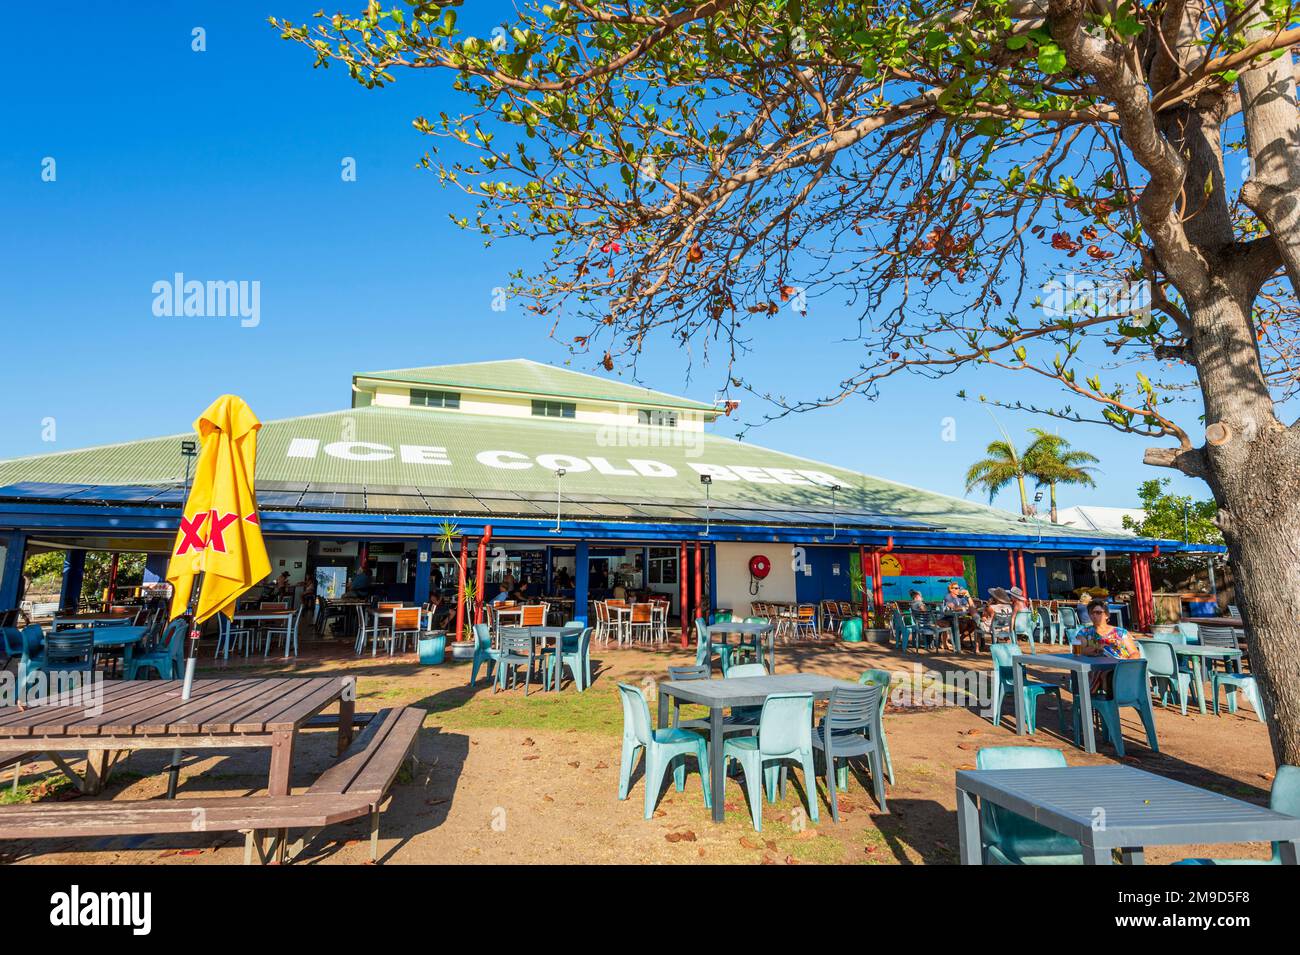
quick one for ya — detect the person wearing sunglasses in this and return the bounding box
[1074,598,1141,695]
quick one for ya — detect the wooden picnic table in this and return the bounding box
[0,676,355,796]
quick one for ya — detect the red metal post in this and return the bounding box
[454,537,467,640]
[473,527,492,625]
[679,541,689,642]
[858,545,868,626]
[871,551,885,627]
[692,540,703,647]
[106,552,120,608]
[1017,550,1029,597]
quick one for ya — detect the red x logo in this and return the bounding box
[175,512,209,556]
[206,511,240,554]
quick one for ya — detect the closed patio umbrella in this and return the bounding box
[162,395,270,794]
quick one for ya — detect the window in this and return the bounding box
[410,389,460,409]
[638,409,678,427]
[531,399,576,419]
[647,547,679,585]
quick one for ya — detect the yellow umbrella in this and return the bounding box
[166,395,271,625]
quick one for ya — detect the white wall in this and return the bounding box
[714,541,795,617]
[265,539,309,585]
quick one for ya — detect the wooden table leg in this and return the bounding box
[83,750,112,795]
[269,730,296,797]
[337,692,355,757]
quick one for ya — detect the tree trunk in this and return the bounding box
[1188,292,1300,766]
[1049,481,1059,524]
[1016,475,1030,515]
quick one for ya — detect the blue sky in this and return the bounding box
[0,3,1211,511]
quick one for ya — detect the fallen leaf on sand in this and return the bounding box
[522,738,535,747]
[522,755,540,761]
[595,761,609,769]
[665,830,697,843]
[740,836,763,850]
[568,761,581,768]
[957,742,975,750]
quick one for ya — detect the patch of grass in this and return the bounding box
[1,772,74,805]
[424,682,626,736]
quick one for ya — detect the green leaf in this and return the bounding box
[1037,44,1067,74]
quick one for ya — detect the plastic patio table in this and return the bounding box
[656,673,859,823]
[956,764,1300,864]
[524,625,582,691]
[1137,638,1243,715]
[705,620,776,672]
[1012,653,1120,754]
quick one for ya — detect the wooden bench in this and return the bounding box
[0,706,426,864]
[291,706,426,861]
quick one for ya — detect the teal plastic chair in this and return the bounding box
[989,643,1065,735]
[733,616,768,666]
[544,626,592,691]
[858,669,895,783]
[468,622,500,686]
[1073,659,1158,757]
[125,619,187,680]
[0,625,22,663]
[890,609,912,650]
[723,692,818,832]
[1011,610,1038,654]
[725,662,767,727]
[976,747,1085,864]
[1058,605,1081,642]
[16,625,44,694]
[1175,765,1298,864]
[1037,606,1060,645]
[694,617,731,674]
[1176,621,1199,643]
[617,683,711,819]
[1139,638,1197,716]
[1210,670,1267,723]
[812,684,888,819]
[35,630,96,695]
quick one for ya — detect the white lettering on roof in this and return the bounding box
[477,450,532,470]
[589,456,637,477]
[536,453,591,473]
[400,445,451,466]
[689,463,738,480]
[732,465,777,484]
[325,441,393,461]
[629,459,676,478]
[283,438,848,490]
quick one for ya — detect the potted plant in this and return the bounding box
[449,576,479,660]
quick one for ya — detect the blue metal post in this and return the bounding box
[413,537,433,605]
[573,540,590,625]
[0,533,27,609]
[60,549,87,610]
[143,552,168,584]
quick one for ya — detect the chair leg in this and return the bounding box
[799,752,819,823]
[644,748,669,820]
[739,754,763,832]
[695,742,712,810]
[618,739,640,801]
[870,747,887,812]
[1099,705,1125,757]
[824,752,839,823]
[1137,700,1159,753]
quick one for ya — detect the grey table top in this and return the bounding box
[659,673,859,707]
[956,765,1300,849]
[705,621,774,635]
[1015,652,1120,672]
[1138,639,1242,658]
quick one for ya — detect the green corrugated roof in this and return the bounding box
[0,404,1136,541]
[354,359,722,413]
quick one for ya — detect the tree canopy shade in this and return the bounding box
[272,2,1300,763]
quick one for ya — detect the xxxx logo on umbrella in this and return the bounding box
[174,509,261,557]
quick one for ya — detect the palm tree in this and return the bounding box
[1022,429,1099,523]
[965,439,1034,515]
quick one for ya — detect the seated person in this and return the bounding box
[908,590,927,614]
[1074,598,1141,695]
[490,584,510,604]
[349,566,372,598]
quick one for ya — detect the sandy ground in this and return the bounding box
[1,634,1280,865]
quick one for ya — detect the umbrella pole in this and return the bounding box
[166,571,204,799]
